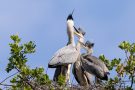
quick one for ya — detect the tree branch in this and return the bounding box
[0,72,19,84]
[0,83,14,87]
[125,50,129,61]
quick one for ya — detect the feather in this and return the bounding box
[48,44,79,68]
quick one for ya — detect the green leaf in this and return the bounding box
[24,41,36,53]
[10,35,21,43]
[57,74,66,86]
[119,41,131,51]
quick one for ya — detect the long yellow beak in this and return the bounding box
[74,31,84,38]
[73,26,84,38]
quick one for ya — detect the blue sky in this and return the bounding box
[0,0,135,87]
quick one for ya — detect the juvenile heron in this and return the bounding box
[72,41,94,86]
[81,42,110,81]
[73,40,109,86]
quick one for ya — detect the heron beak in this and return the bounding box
[74,26,79,33]
[74,31,84,38]
[73,26,84,38]
[71,9,74,16]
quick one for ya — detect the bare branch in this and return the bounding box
[0,72,19,84]
[0,83,14,87]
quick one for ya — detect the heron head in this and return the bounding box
[67,10,74,21]
[67,14,73,21]
[85,41,94,49]
[73,26,85,39]
[78,27,86,36]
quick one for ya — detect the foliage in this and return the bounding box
[99,41,135,90]
[5,35,51,89]
[0,35,135,90]
[57,74,66,86]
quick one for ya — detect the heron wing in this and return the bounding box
[81,57,105,79]
[84,55,109,72]
[72,56,90,86]
[48,44,79,68]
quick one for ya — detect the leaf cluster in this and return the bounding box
[5,35,51,90]
[99,41,135,89]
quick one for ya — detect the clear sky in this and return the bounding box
[0,0,135,87]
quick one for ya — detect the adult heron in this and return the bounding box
[48,13,85,83]
[52,13,76,83]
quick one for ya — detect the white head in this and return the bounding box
[67,15,74,35]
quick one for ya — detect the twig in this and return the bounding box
[14,66,21,72]
[19,76,36,90]
[125,50,129,61]
[118,51,129,76]
[0,83,14,86]
[130,69,135,88]
[0,72,19,84]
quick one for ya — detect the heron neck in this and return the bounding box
[87,48,93,55]
[76,38,84,51]
[67,32,75,46]
[67,20,75,46]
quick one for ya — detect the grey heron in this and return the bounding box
[52,13,76,83]
[48,13,83,67]
[81,41,110,81]
[48,13,85,84]
[72,41,94,86]
[73,40,109,86]
[51,28,85,83]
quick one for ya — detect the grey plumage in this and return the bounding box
[51,29,85,82]
[49,13,76,83]
[48,44,80,67]
[48,13,85,83]
[53,13,75,82]
[81,41,109,80]
[72,55,91,86]
[73,40,109,86]
[72,41,94,86]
